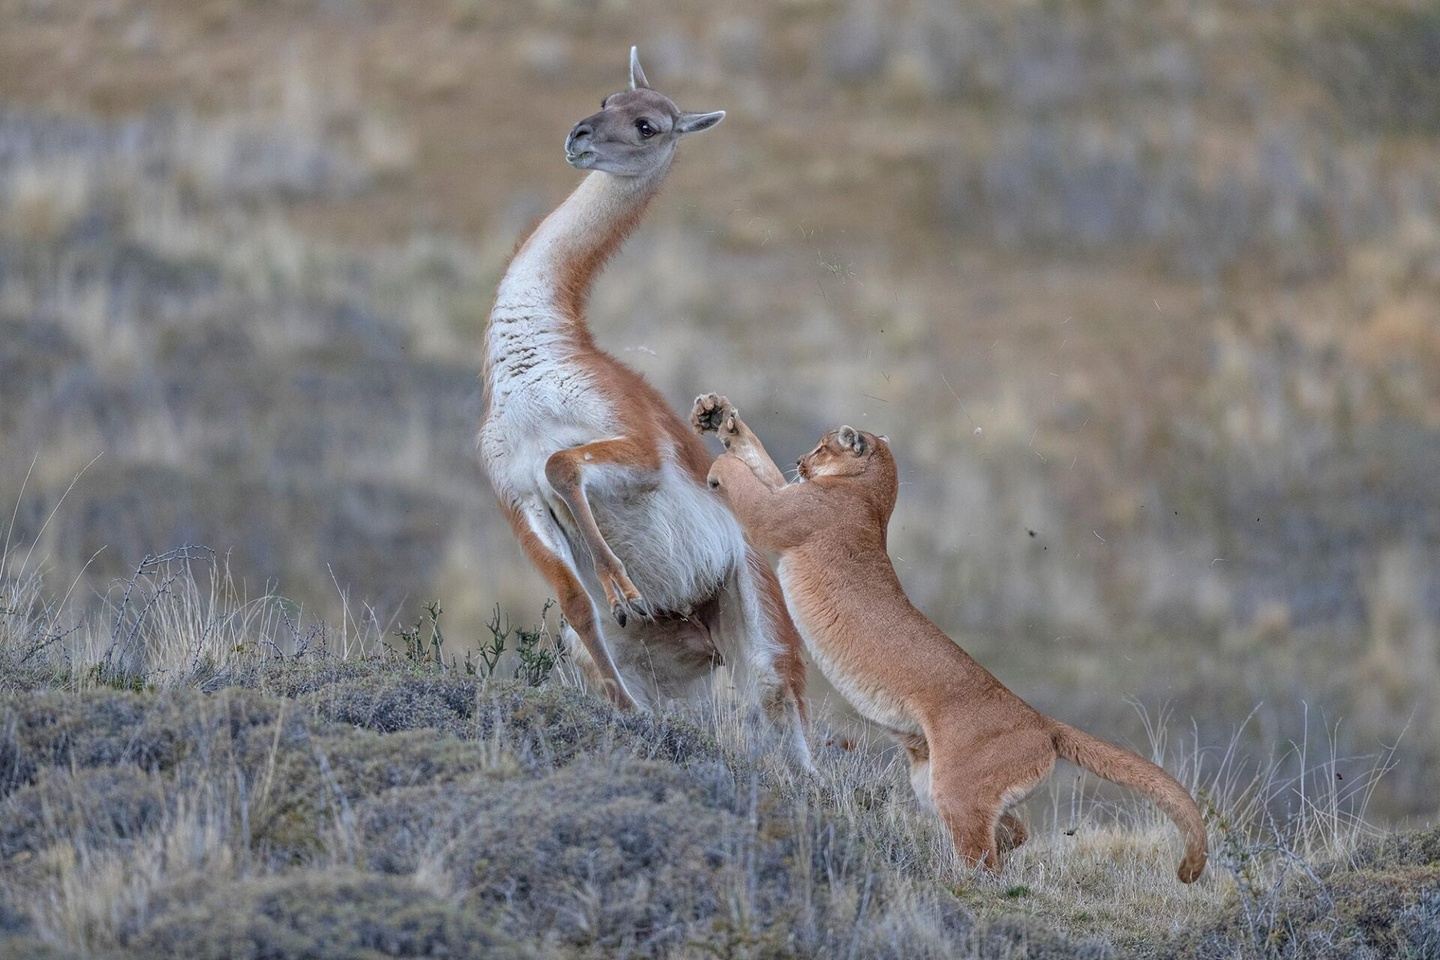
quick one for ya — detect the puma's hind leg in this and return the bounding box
[931,727,1055,872]
[946,807,1027,867]
[888,729,934,812]
[938,799,1003,871]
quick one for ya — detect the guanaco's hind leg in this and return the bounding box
[543,437,661,626]
[737,549,815,772]
[503,500,639,711]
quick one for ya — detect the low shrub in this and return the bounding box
[0,765,167,858]
[129,870,533,960]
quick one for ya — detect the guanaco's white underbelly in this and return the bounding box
[553,459,744,614]
[777,558,922,735]
[482,364,744,616]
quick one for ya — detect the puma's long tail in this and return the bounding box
[1050,720,1208,882]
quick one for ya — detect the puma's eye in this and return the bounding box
[635,118,657,139]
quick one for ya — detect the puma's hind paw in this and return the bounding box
[691,393,740,446]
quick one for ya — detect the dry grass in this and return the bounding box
[2,554,1434,958]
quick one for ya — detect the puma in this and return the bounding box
[692,393,1207,881]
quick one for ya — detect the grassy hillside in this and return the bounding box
[1,1,1436,954]
[2,557,1436,958]
[0,0,1436,830]
[1,663,1435,957]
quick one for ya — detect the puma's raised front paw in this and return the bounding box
[691,392,734,435]
[691,393,740,447]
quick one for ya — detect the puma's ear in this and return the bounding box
[837,426,867,455]
[676,110,726,135]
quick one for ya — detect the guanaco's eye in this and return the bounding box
[635,118,657,139]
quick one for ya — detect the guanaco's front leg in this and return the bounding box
[544,437,658,627]
[691,393,788,491]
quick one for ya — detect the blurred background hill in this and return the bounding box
[1,0,1437,820]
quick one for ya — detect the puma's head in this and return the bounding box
[797,425,898,517]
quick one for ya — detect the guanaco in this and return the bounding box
[692,394,1207,880]
[478,50,811,768]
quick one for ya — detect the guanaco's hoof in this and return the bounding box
[610,595,653,628]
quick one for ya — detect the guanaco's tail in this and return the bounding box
[1050,720,1208,882]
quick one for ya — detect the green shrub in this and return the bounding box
[469,683,728,771]
[201,659,383,698]
[1341,826,1440,874]
[0,937,89,960]
[0,689,297,800]
[1398,889,1440,958]
[355,754,992,959]
[0,898,29,935]
[1,692,177,796]
[3,667,1429,959]
[0,899,85,960]
[972,916,1117,959]
[1306,5,1440,135]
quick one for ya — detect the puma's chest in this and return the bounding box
[776,557,921,735]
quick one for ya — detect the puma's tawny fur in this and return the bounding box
[692,394,1208,881]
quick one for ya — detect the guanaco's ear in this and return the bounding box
[629,46,650,89]
[837,426,867,455]
[676,110,726,135]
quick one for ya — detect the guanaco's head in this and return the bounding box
[797,426,899,518]
[564,47,725,177]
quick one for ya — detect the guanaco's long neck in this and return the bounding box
[488,166,667,367]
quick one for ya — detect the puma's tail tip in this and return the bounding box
[1177,850,1207,884]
